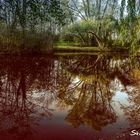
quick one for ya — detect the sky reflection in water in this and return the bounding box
[0,54,140,140]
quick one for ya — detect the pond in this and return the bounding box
[0,54,140,140]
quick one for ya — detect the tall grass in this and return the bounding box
[0,23,54,54]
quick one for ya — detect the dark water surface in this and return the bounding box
[0,54,140,140]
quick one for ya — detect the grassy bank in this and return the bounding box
[54,45,129,53]
[54,45,101,52]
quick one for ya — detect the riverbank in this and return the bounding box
[0,44,131,55]
[54,45,129,53]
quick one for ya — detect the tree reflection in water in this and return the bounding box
[0,55,56,139]
[119,57,140,131]
[57,54,140,139]
[60,55,117,130]
[0,54,139,139]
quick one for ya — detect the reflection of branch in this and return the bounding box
[67,80,83,93]
[98,81,105,106]
[86,55,103,70]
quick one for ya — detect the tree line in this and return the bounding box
[0,0,140,52]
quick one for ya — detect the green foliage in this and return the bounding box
[61,19,97,46]
[117,16,140,52]
[0,23,54,53]
[1,0,140,52]
[48,0,66,25]
[127,0,136,24]
[0,0,68,52]
[120,0,126,19]
[68,19,96,33]
[61,17,118,47]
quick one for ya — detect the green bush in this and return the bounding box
[61,17,118,47]
[0,23,54,53]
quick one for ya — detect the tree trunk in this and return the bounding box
[88,31,105,48]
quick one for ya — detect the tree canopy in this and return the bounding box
[0,0,140,52]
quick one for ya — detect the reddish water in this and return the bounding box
[0,54,140,140]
